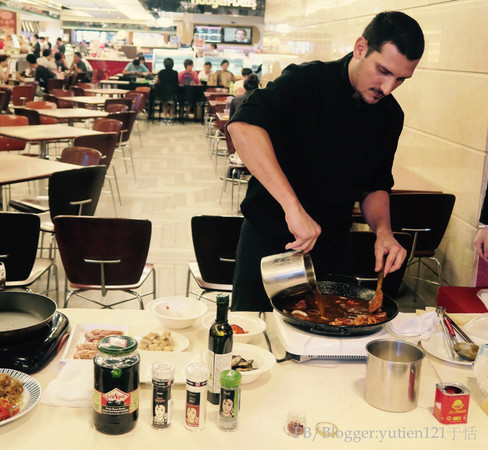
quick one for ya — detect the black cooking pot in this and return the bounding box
[271,278,399,336]
[0,291,57,343]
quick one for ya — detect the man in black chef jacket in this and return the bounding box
[227,11,425,311]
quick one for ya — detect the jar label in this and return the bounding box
[220,387,240,419]
[185,391,201,428]
[208,352,231,394]
[93,387,139,415]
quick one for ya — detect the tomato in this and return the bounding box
[230,324,248,334]
[0,398,19,421]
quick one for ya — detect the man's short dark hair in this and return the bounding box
[204,62,212,67]
[54,52,62,61]
[210,43,217,50]
[363,11,424,60]
[0,55,8,63]
[221,59,229,66]
[26,54,37,64]
[57,37,62,42]
[42,48,51,57]
[241,68,252,77]
[183,59,193,68]
[40,36,45,41]
[244,73,259,91]
[74,52,82,58]
[132,58,140,66]
[163,57,174,69]
[34,34,39,39]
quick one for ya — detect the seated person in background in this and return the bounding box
[138,55,150,72]
[198,61,213,85]
[233,67,253,96]
[56,37,65,54]
[155,57,179,120]
[123,58,149,77]
[37,48,57,72]
[178,59,200,85]
[215,59,235,88]
[208,43,219,55]
[0,54,10,83]
[69,52,89,82]
[26,53,55,93]
[54,52,68,72]
[230,74,260,118]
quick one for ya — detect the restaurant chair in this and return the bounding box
[9,166,107,258]
[134,86,151,135]
[0,115,29,151]
[47,79,65,93]
[209,113,229,171]
[152,82,179,122]
[13,107,41,125]
[105,103,129,113]
[179,85,206,124]
[186,215,244,301]
[11,85,36,106]
[104,98,132,112]
[74,131,121,213]
[106,111,137,180]
[389,192,456,291]
[350,231,413,298]
[0,87,12,113]
[219,128,250,215]
[125,91,145,145]
[50,89,74,109]
[25,101,59,125]
[69,86,85,96]
[0,212,58,304]
[54,215,156,309]
[60,146,102,166]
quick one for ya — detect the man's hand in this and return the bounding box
[284,204,321,253]
[374,230,407,275]
[474,228,488,262]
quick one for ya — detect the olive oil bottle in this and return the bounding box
[207,294,233,405]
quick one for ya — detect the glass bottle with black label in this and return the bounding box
[207,294,233,405]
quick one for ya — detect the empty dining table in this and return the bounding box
[83,88,128,97]
[0,124,105,159]
[25,108,108,126]
[57,96,107,107]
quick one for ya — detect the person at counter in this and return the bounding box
[474,186,488,262]
[154,57,179,121]
[227,11,425,311]
[215,60,235,88]
[32,34,41,58]
[233,68,253,96]
[55,38,65,54]
[69,52,89,81]
[0,55,10,84]
[122,58,149,77]
[230,74,259,118]
[198,62,214,85]
[26,53,55,93]
[138,55,149,72]
[178,59,200,85]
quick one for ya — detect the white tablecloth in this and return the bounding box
[1,309,487,450]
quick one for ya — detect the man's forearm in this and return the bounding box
[360,190,393,236]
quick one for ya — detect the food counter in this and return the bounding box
[1,308,487,449]
[86,57,153,80]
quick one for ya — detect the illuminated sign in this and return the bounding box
[190,0,257,9]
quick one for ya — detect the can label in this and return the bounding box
[208,352,232,395]
[220,387,240,419]
[93,387,139,415]
[185,391,201,428]
[433,383,470,424]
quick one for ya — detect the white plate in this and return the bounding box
[138,352,201,384]
[201,313,266,344]
[60,323,129,361]
[0,368,41,426]
[133,331,190,353]
[421,332,474,366]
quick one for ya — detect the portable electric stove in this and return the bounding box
[0,312,69,374]
[272,310,389,362]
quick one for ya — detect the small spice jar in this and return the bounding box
[185,363,208,431]
[152,362,175,429]
[93,335,140,435]
[218,369,241,431]
[285,410,306,437]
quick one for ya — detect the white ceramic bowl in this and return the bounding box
[147,297,208,329]
[232,343,276,384]
[201,313,266,343]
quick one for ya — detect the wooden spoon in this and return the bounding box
[368,266,384,313]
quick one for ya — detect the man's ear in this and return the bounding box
[353,37,368,59]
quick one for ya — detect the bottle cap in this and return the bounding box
[220,369,241,388]
[216,294,229,306]
[97,335,138,355]
[185,363,209,383]
[152,361,175,381]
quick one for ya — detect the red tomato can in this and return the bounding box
[433,383,470,424]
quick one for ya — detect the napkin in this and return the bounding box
[387,311,439,343]
[477,290,488,309]
[42,360,93,407]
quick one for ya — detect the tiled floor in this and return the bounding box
[18,119,433,312]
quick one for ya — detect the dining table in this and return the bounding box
[0,153,79,210]
[0,307,486,450]
[83,88,129,97]
[0,124,105,159]
[57,96,107,108]
[24,108,108,126]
